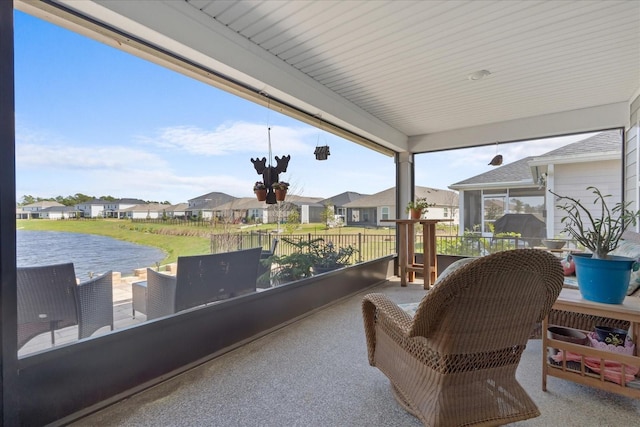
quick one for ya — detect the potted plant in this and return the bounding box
[272,181,289,201]
[406,197,434,220]
[307,239,358,274]
[550,186,640,303]
[254,181,267,201]
[263,237,358,285]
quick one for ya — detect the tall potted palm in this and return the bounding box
[551,186,640,303]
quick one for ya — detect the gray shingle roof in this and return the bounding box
[319,191,368,207]
[533,130,621,160]
[343,186,457,208]
[450,130,622,188]
[450,156,535,187]
[188,192,237,208]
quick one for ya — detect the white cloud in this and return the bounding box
[138,122,316,156]
[17,143,167,170]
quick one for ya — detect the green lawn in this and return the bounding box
[16,219,396,265]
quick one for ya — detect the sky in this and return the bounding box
[14,11,595,205]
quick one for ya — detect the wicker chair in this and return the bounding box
[17,262,79,350]
[77,271,114,339]
[145,268,178,320]
[145,247,262,320]
[362,249,564,426]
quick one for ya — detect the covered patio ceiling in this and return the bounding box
[18,0,640,154]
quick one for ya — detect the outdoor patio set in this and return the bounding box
[16,246,276,351]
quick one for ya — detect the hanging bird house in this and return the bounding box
[314,145,330,161]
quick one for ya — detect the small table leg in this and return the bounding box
[542,316,548,391]
[407,222,415,283]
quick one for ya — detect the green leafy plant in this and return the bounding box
[308,239,358,269]
[550,186,640,259]
[265,237,358,285]
[406,197,434,214]
[253,181,266,191]
[272,182,289,190]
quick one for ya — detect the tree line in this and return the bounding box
[19,194,171,207]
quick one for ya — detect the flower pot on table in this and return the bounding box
[573,253,635,304]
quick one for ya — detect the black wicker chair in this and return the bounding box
[17,262,79,350]
[145,247,262,320]
[77,271,114,339]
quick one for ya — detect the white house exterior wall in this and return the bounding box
[552,159,621,237]
[130,211,160,219]
[375,205,459,226]
[301,205,309,224]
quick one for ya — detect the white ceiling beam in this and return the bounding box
[409,102,630,152]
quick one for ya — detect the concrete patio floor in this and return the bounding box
[68,277,640,426]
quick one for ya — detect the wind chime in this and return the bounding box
[251,97,291,204]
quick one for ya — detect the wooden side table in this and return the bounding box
[381,219,449,289]
[542,288,640,398]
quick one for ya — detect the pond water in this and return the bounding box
[16,230,166,278]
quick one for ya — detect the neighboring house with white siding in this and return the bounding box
[449,130,622,238]
[104,198,147,218]
[118,203,167,219]
[75,199,110,218]
[164,203,188,219]
[18,201,65,219]
[39,205,80,219]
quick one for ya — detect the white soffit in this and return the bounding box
[22,0,640,153]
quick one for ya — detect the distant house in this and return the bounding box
[16,201,74,219]
[214,195,325,224]
[319,191,368,222]
[449,130,622,238]
[104,198,146,218]
[17,201,66,219]
[214,197,268,223]
[39,205,80,220]
[186,192,237,219]
[163,203,188,219]
[75,199,111,218]
[275,195,324,224]
[118,203,167,219]
[342,186,459,227]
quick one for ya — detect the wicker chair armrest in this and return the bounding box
[362,293,413,365]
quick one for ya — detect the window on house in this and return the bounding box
[381,207,389,220]
[443,207,448,218]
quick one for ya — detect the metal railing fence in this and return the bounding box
[210,231,579,261]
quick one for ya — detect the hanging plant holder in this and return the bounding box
[250,124,291,205]
[314,145,330,160]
